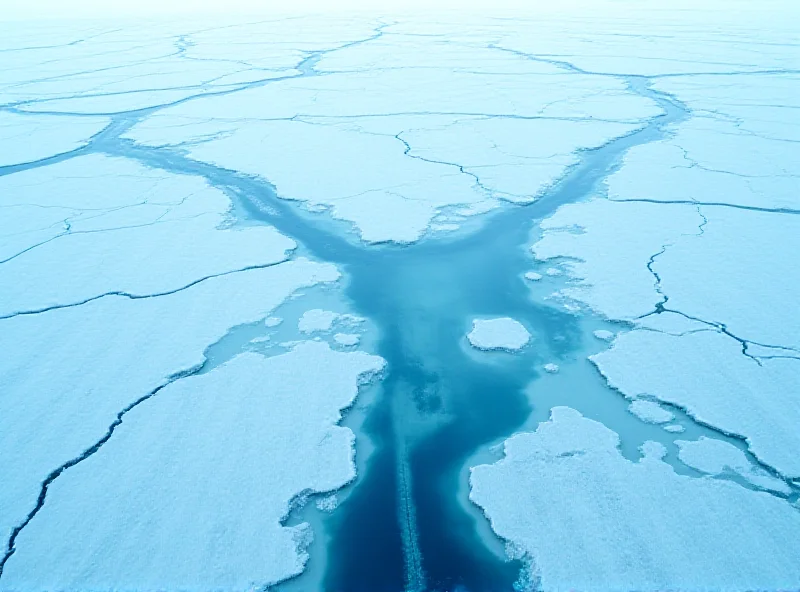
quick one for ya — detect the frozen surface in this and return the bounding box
[334,333,361,346]
[467,318,530,352]
[593,329,800,479]
[628,400,674,425]
[2,343,385,589]
[298,309,341,333]
[0,112,109,166]
[543,363,559,374]
[0,155,296,316]
[676,437,791,495]
[592,330,614,341]
[524,271,542,281]
[470,407,800,592]
[0,260,339,549]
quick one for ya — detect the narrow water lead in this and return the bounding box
[91,81,686,591]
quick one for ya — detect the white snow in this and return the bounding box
[593,329,800,479]
[0,259,339,548]
[524,271,542,281]
[467,318,530,352]
[334,333,360,346]
[298,309,341,333]
[265,317,283,327]
[676,437,791,495]
[0,155,297,316]
[0,112,109,166]
[592,329,615,341]
[628,400,674,424]
[664,424,685,433]
[2,343,385,589]
[470,407,800,591]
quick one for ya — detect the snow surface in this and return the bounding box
[334,333,360,346]
[593,329,800,479]
[298,309,341,333]
[628,400,674,424]
[676,437,791,495]
[0,112,109,166]
[467,318,530,352]
[470,407,800,591]
[2,343,384,589]
[0,155,296,316]
[0,259,339,548]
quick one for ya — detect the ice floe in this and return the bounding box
[628,400,674,425]
[334,333,360,346]
[467,318,530,352]
[1,343,384,589]
[298,309,341,333]
[470,407,800,591]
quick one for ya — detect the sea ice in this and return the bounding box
[524,271,542,281]
[467,318,530,352]
[628,400,674,425]
[0,260,339,549]
[592,329,614,341]
[298,309,341,333]
[593,329,800,479]
[334,333,360,346]
[1,343,384,589]
[265,317,283,327]
[543,363,559,373]
[664,424,685,433]
[470,407,800,591]
[676,437,791,496]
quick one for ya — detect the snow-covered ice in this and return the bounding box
[628,400,674,425]
[593,329,800,479]
[1,343,384,589]
[524,271,542,281]
[592,329,615,341]
[298,309,341,333]
[664,424,685,434]
[0,112,109,166]
[334,333,360,346]
[467,318,530,352]
[676,437,791,496]
[470,407,800,591]
[543,363,559,373]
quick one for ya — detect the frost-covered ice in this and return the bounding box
[676,437,791,496]
[524,271,542,281]
[0,260,340,548]
[2,343,384,589]
[334,333,360,346]
[467,318,530,352]
[593,329,800,479]
[470,407,800,591]
[298,309,341,333]
[0,112,109,166]
[592,329,614,341]
[628,400,674,424]
[543,363,559,374]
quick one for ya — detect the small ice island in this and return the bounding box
[467,318,530,352]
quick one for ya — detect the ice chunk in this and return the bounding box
[467,318,530,352]
[545,267,562,277]
[334,333,360,346]
[524,271,543,281]
[470,407,800,591]
[2,343,385,589]
[592,329,615,341]
[265,317,283,327]
[543,363,559,373]
[628,400,674,424]
[298,309,341,333]
[664,424,685,433]
[677,437,791,495]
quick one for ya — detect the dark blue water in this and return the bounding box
[86,79,686,592]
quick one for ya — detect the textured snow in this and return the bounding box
[298,309,341,333]
[0,259,339,548]
[676,437,791,495]
[334,333,360,346]
[0,112,108,166]
[0,155,296,316]
[2,343,385,589]
[593,329,800,479]
[628,400,674,424]
[467,318,530,352]
[592,329,614,341]
[470,407,800,592]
